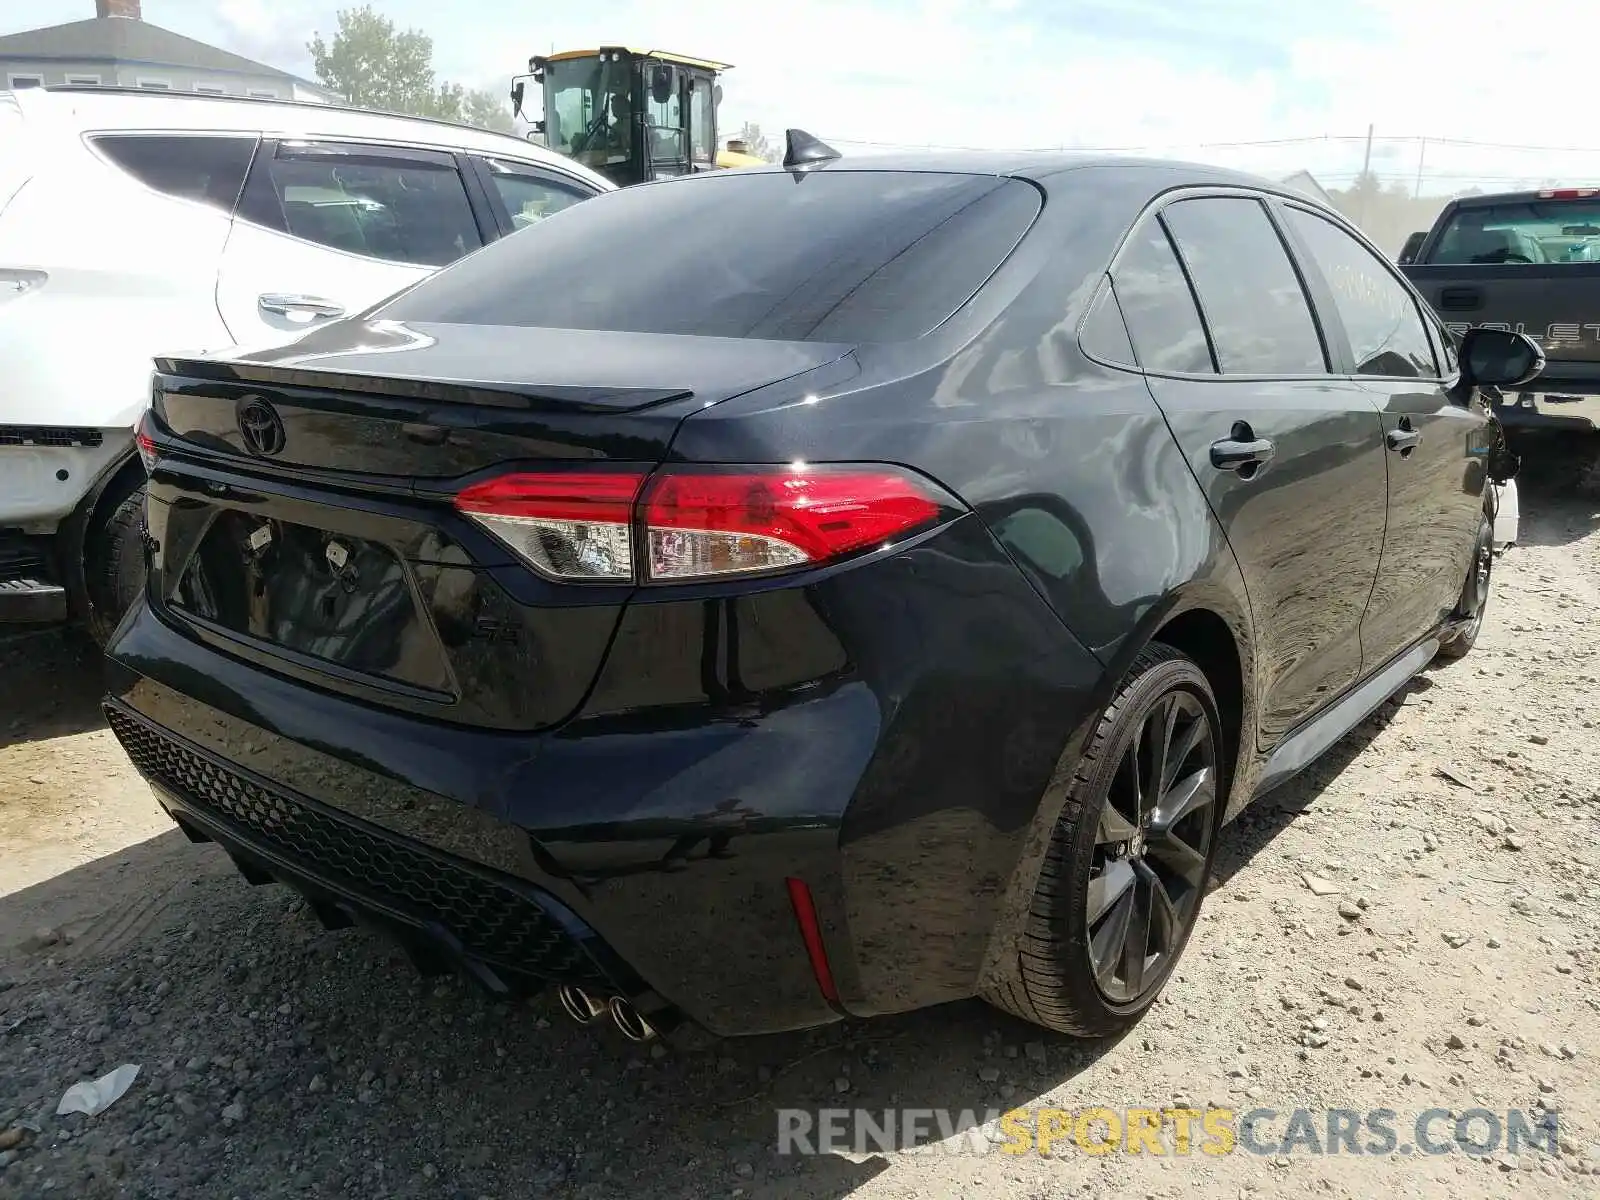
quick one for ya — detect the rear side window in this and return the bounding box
[240,145,483,267]
[92,134,256,213]
[1111,218,1213,374]
[1078,277,1136,367]
[1281,207,1437,378]
[380,170,1042,343]
[479,158,593,231]
[1162,197,1327,376]
[1427,198,1600,264]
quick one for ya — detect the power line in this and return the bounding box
[813,132,1600,156]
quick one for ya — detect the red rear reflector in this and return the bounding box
[454,471,645,581]
[640,466,945,580]
[135,411,157,471]
[785,877,840,1005]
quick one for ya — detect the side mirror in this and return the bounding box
[713,84,724,107]
[509,80,525,117]
[1398,231,1426,265]
[650,64,674,106]
[1460,327,1545,389]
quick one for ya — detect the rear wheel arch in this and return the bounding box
[85,451,145,547]
[977,591,1254,998]
[64,448,146,639]
[982,641,1227,1034]
[1150,607,1245,810]
[1100,586,1256,808]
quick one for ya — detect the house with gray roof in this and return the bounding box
[0,0,341,103]
[1280,170,1336,207]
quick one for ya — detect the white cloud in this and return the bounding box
[15,0,1600,190]
[211,0,320,76]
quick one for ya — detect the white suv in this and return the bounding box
[0,85,612,642]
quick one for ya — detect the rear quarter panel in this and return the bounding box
[666,164,1260,1010]
[668,163,1256,687]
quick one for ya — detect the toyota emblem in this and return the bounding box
[237,398,286,458]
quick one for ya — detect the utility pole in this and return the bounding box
[1359,123,1374,224]
[1413,136,1427,197]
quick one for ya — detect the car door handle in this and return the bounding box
[258,293,345,319]
[1386,426,1422,453]
[1209,434,1276,473]
[1437,286,1483,312]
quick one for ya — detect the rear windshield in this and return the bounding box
[379,169,1042,343]
[1426,199,1600,264]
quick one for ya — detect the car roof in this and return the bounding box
[544,48,732,71]
[1443,189,1596,209]
[7,85,614,191]
[666,148,1319,202]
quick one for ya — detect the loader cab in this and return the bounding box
[512,47,728,187]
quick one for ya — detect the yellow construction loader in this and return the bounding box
[511,47,768,187]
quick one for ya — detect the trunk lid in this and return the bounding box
[146,318,852,731]
[157,320,852,475]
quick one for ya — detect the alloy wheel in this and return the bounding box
[1451,520,1495,649]
[1468,530,1494,619]
[1086,688,1219,1004]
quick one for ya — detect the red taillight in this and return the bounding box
[1538,187,1600,199]
[785,877,840,1005]
[640,466,944,580]
[454,471,644,581]
[453,464,951,584]
[135,410,158,471]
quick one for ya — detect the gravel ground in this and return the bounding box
[1,459,1598,1200]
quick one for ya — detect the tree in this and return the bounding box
[734,122,776,163]
[308,6,438,115]
[460,88,513,134]
[308,6,511,132]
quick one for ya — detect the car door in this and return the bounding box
[215,139,492,349]
[464,154,600,236]
[1112,192,1390,745]
[1276,201,1492,670]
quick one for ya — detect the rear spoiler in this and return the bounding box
[153,356,694,415]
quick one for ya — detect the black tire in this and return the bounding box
[984,644,1224,1037]
[84,483,148,648]
[1436,510,1494,662]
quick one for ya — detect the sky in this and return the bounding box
[12,0,1600,194]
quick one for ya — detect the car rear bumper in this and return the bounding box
[0,432,127,525]
[104,516,1108,1036]
[106,701,632,990]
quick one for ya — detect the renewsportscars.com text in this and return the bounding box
[777,1106,1559,1158]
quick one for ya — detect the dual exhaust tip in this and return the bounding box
[557,983,657,1042]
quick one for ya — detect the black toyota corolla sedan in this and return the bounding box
[109,141,1538,1044]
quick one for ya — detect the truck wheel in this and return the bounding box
[983,645,1222,1037]
[85,484,147,647]
[1436,512,1494,662]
